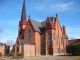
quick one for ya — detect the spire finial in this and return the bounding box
[21,0,26,20]
[63,25,66,35]
[56,14,58,17]
[56,14,58,20]
[28,15,31,20]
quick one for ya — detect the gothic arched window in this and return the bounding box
[48,32,52,41]
[27,28,31,43]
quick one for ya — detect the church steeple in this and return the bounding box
[19,0,27,29]
[21,0,26,20]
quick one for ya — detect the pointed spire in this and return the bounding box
[63,26,66,35]
[21,0,26,20]
[54,14,62,30]
[56,14,58,21]
[54,14,59,28]
[28,15,31,20]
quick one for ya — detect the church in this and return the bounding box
[14,0,68,56]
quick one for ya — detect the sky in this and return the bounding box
[0,0,80,44]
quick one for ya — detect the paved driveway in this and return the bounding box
[0,56,80,60]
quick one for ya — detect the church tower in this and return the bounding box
[19,0,27,39]
[15,0,27,56]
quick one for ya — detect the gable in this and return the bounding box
[24,20,35,44]
[54,16,63,36]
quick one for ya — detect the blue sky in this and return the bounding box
[0,0,80,43]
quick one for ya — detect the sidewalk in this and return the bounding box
[0,56,80,60]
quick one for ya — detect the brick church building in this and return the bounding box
[14,0,68,56]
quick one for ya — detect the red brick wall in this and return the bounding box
[35,32,41,56]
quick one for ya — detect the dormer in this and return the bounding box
[46,17,55,30]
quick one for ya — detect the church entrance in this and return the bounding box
[24,44,35,56]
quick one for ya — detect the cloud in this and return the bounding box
[51,1,74,12]
[34,1,74,12]
[67,26,80,39]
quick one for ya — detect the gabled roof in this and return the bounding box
[41,17,55,28]
[30,19,42,32]
[41,21,46,28]
[29,17,56,32]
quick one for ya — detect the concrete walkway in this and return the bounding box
[0,56,80,60]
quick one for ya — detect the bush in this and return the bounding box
[71,44,80,56]
[9,50,14,57]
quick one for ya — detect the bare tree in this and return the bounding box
[6,40,15,47]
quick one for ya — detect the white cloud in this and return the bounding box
[34,1,74,12]
[51,1,74,11]
[67,26,80,39]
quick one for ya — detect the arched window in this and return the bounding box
[27,28,31,43]
[48,32,52,41]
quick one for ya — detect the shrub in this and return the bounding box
[71,44,80,56]
[9,50,14,57]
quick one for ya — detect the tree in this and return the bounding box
[6,40,15,47]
